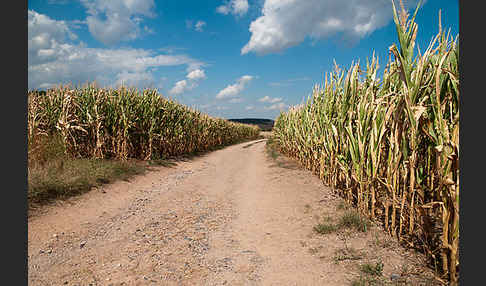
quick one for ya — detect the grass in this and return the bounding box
[265,135,300,170]
[28,156,146,208]
[314,223,338,234]
[372,233,394,249]
[314,209,370,235]
[350,275,385,286]
[339,210,369,232]
[337,200,348,210]
[333,247,365,263]
[360,261,384,276]
[28,134,149,209]
[265,136,280,159]
[349,262,385,286]
[147,159,177,167]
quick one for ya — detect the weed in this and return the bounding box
[339,210,369,232]
[265,137,280,159]
[314,223,338,234]
[148,159,177,168]
[28,158,146,208]
[350,275,384,286]
[373,232,394,249]
[337,201,347,210]
[360,261,384,277]
[334,247,364,263]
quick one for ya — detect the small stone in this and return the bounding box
[390,273,401,281]
[47,249,52,254]
[80,241,87,248]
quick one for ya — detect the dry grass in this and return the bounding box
[28,156,146,207]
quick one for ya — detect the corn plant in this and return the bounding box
[28,84,260,165]
[273,0,459,282]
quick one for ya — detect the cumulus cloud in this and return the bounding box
[216,75,254,99]
[264,102,288,110]
[169,68,207,95]
[241,0,421,55]
[169,80,191,95]
[258,96,282,103]
[115,70,155,87]
[80,0,156,45]
[195,20,206,32]
[28,10,204,90]
[186,69,206,80]
[28,10,77,66]
[216,0,249,17]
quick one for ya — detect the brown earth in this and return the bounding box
[28,138,442,285]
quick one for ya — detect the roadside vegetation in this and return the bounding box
[28,85,260,208]
[273,1,459,283]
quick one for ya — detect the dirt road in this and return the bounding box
[28,138,440,285]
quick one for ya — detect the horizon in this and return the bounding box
[28,0,459,120]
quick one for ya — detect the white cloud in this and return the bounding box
[216,5,230,15]
[245,105,254,110]
[241,0,421,55]
[28,10,205,90]
[265,102,288,110]
[169,68,207,95]
[195,20,206,32]
[216,0,249,17]
[169,80,191,95]
[216,75,254,99]
[186,69,206,80]
[187,20,207,32]
[28,10,77,66]
[115,70,155,87]
[80,0,156,45]
[258,96,282,103]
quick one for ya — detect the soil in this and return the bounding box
[28,137,443,285]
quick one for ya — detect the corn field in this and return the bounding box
[28,84,260,164]
[274,1,459,283]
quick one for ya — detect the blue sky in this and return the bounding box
[28,0,459,120]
